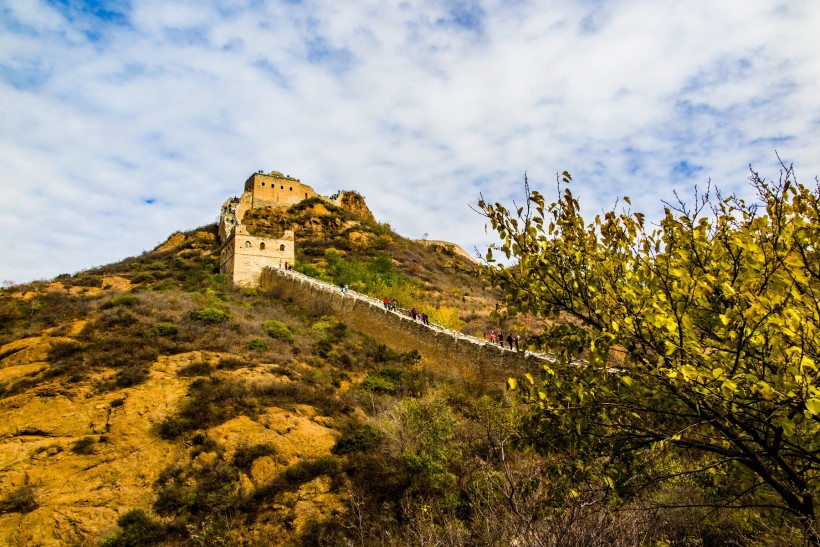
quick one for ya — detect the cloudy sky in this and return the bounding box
[1,0,818,283]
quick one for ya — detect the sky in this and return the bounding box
[1,0,818,284]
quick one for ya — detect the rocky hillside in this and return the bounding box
[0,204,777,546]
[0,210,540,546]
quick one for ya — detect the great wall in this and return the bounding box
[222,169,577,381]
[259,265,571,383]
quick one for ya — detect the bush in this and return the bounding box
[333,424,381,455]
[217,356,253,370]
[144,322,178,338]
[0,485,37,515]
[189,307,230,324]
[101,509,167,546]
[71,437,96,455]
[100,294,140,310]
[362,369,404,394]
[177,361,211,377]
[115,364,150,388]
[278,457,340,489]
[157,417,193,440]
[245,338,269,351]
[261,320,294,343]
[233,443,278,472]
[96,307,138,328]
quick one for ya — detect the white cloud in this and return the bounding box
[1,0,818,283]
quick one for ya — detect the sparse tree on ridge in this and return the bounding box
[478,165,820,541]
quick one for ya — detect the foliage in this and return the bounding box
[362,368,404,394]
[260,319,294,343]
[389,396,460,498]
[143,322,178,338]
[333,424,381,455]
[71,437,96,455]
[188,307,230,324]
[244,337,269,351]
[0,485,37,515]
[100,294,140,310]
[232,443,278,472]
[480,167,820,539]
[100,510,169,546]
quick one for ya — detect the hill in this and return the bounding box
[0,214,540,545]
[0,201,789,545]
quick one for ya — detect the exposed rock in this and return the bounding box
[155,232,186,253]
[101,276,132,292]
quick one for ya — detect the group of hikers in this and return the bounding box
[343,288,522,350]
[381,298,430,325]
[489,330,521,351]
[409,308,429,325]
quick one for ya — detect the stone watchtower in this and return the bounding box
[218,171,317,287]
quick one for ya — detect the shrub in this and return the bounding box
[233,443,278,472]
[157,417,193,440]
[261,320,294,343]
[279,457,340,489]
[245,338,269,351]
[71,437,96,455]
[48,340,82,361]
[0,485,37,515]
[101,509,167,546]
[189,307,230,324]
[217,356,253,370]
[362,369,404,394]
[115,364,150,388]
[97,307,138,328]
[177,361,211,377]
[144,322,178,338]
[333,424,381,455]
[100,294,140,310]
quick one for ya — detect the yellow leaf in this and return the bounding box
[681,365,698,380]
[621,376,633,387]
[719,314,730,326]
[525,373,535,384]
[712,368,724,379]
[806,399,820,416]
[507,378,518,390]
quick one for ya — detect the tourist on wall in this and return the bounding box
[506,333,513,349]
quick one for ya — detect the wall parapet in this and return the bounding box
[259,267,576,384]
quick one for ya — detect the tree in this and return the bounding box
[478,166,820,541]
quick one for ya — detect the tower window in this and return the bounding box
[260,242,266,250]
[280,185,284,189]
[261,182,265,186]
[289,187,292,191]
[280,244,286,252]
[245,241,251,248]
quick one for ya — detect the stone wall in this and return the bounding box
[259,268,546,385]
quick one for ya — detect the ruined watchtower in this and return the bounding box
[219,171,317,287]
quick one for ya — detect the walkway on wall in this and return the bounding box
[263,266,574,369]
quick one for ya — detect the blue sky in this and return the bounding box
[1,0,818,283]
